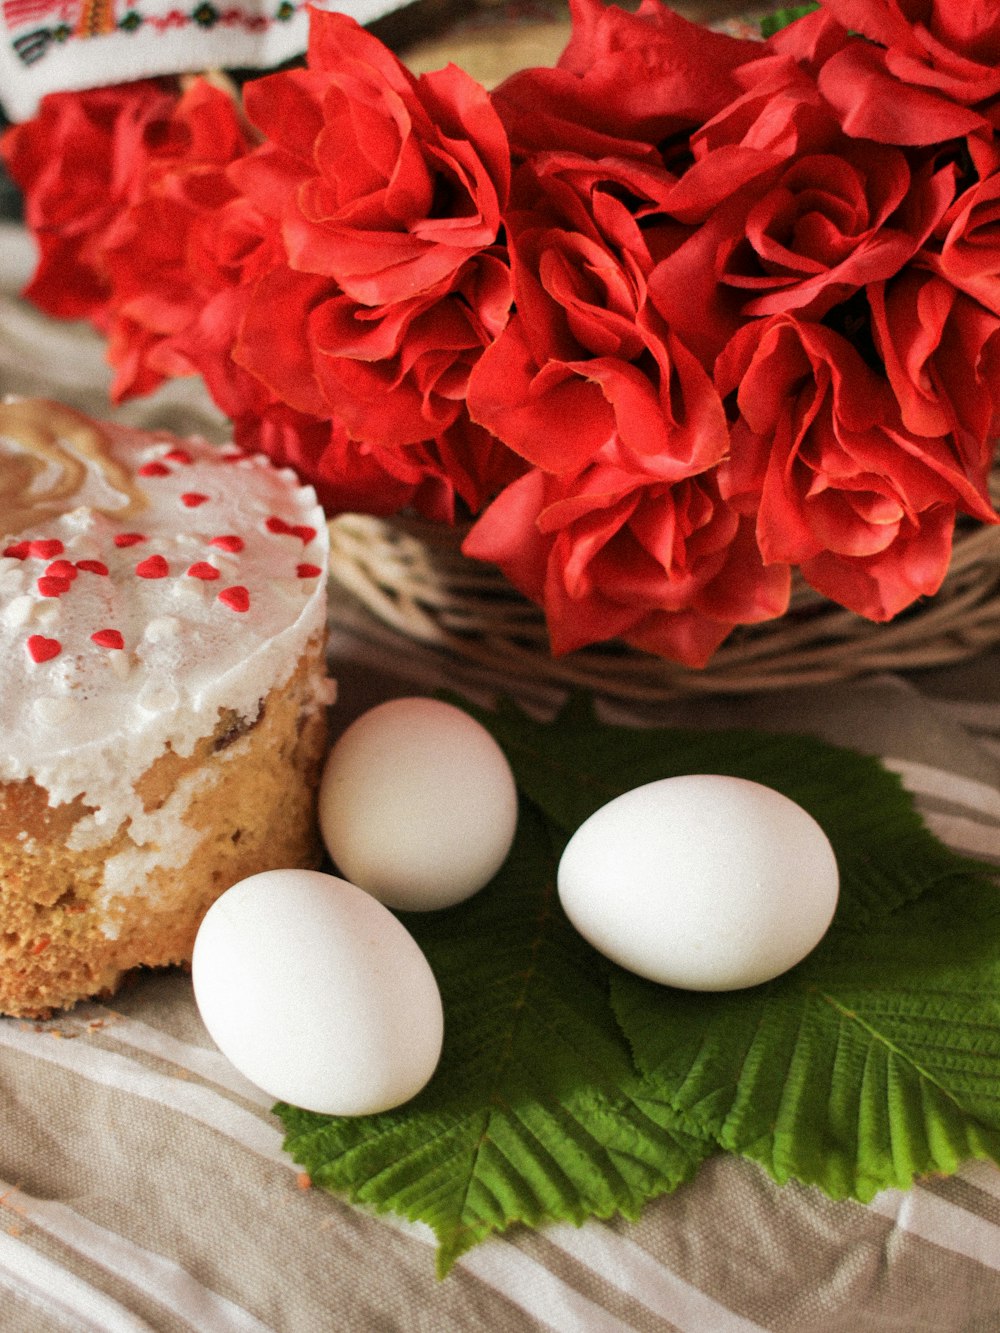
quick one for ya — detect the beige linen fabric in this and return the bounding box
[3,223,1000,1332]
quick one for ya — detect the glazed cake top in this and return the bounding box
[0,398,330,819]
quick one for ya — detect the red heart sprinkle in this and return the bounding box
[37,575,72,597]
[181,492,209,508]
[135,555,169,579]
[209,535,244,553]
[187,561,220,581]
[138,461,171,478]
[163,448,193,465]
[296,563,323,579]
[218,585,250,612]
[27,635,61,663]
[114,532,147,548]
[29,539,64,559]
[76,560,109,576]
[220,450,245,463]
[91,628,125,650]
[266,516,317,545]
[3,541,30,560]
[46,559,78,581]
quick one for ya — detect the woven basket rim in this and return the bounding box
[325,493,1000,703]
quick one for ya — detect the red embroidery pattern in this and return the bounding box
[5,0,302,68]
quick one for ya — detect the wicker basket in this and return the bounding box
[326,462,1000,704]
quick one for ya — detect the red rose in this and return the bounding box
[4,77,259,403]
[816,1,1000,147]
[238,251,509,450]
[260,415,523,523]
[1,80,181,322]
[244,412,450,523]
[104,81,259,401]
[464,460,789,666]
[767,5,853,70]
[231,405,340,497]
[932,170,1000,316]
[648,72,952,367]
[167,197,287,421]
[177,281,291,434]
[718,137,954,318]
[304,253,511,449]
[870,268,1000,457]
[654,51,957,326]
[467,152,727,478]
[822,0,1000,104]
[237,10,509,306]
[689,54,836,168]
[492,0,764,161]
[717,313,998,620]
[224,394,496,525]
[201,271,519,520]
[227,8,514,516]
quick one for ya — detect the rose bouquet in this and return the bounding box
[5,0,1000,668]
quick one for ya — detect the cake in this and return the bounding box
[0,397,335,1018]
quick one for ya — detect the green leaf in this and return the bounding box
[760,3,820,38]
[612,872,1000,1198]
[277,798,711,1276]
[465,697,1000,1197]
[276,696,1000,1269]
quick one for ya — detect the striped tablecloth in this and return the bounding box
[3,221,1000,1332]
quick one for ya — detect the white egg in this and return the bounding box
[191,869,444,1115]
[557,775,839,991]
[318,697,518,911]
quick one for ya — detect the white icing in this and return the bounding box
[0,404,330,844]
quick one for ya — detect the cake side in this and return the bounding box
[0,399,335,1017]
[0,641,330,1018]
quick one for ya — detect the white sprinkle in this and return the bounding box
[174,578,209,606]
[205,550,241,575]
[137,678,180,714]
[32,695,79,726]
[144,616,181,643]
[0,578,24,605]
[109,651,132,681]
[3,595,34,627]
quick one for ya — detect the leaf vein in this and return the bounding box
[818,991,996,1117]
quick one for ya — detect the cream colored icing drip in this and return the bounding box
[0,397,146,533]
[0,400,330,831]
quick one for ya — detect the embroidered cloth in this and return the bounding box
[0,0,405,119]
